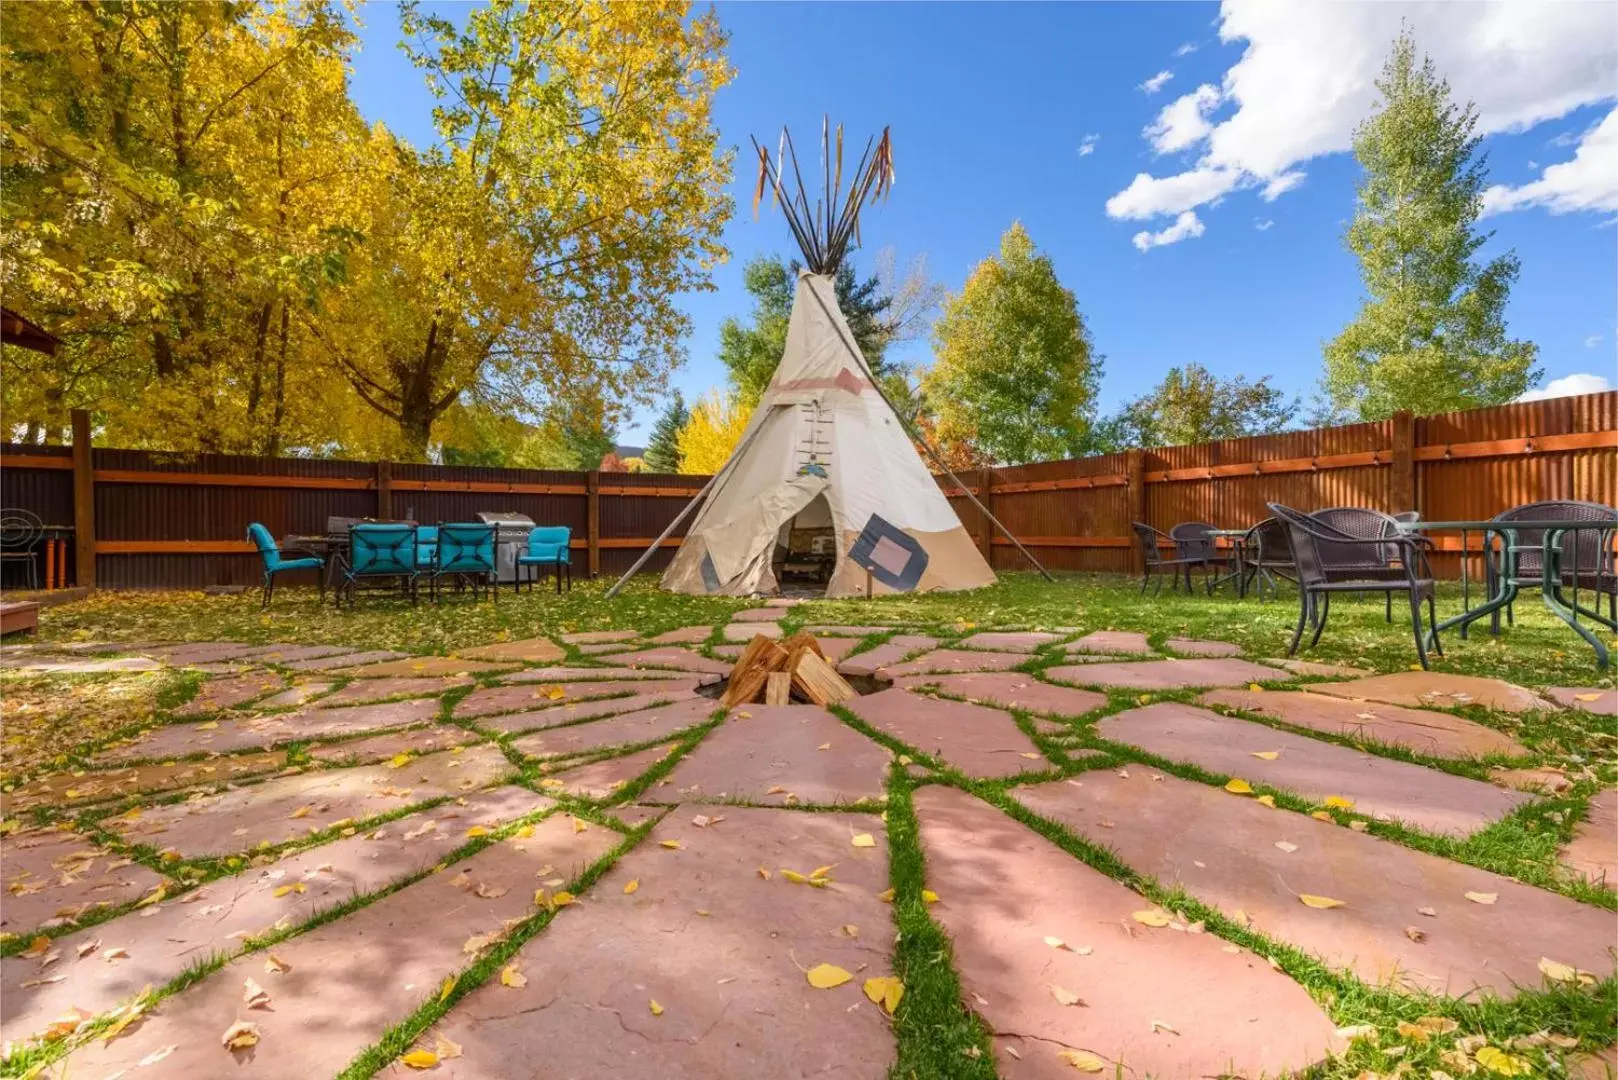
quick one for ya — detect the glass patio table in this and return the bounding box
[1205,528,1253,597]
[1396,518,1618,668]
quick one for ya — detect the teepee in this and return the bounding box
[609,123,1046,599]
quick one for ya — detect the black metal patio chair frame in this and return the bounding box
[1486,500,1618,635]
[1132,522,1214,596]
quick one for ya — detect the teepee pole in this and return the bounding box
[801,282,1054,583]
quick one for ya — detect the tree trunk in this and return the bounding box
[268,303,288,456]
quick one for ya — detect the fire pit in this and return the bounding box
[715,633,859,707]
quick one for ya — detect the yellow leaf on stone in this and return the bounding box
[21,936,49,959]
[863,975,904,1015]
[1474,1046,1529,1076]
[1224,778,1253,795]
[624,879,639,895]
[466,826,490,838]
[544,686,566,701]
[1058,1049,1107,1072]
[1299,894,1345,909]
[1250,751,1279,761]
[1310,811,1333,822]
[1323,795,1355,810]
[499,964,527,988]
[1538,956,1577,982]
[438,975,456,1003]
[1136,694,1152,706]
[387,754,412,769]
[921,890,939,904]
[1247,684,1265,692]
[781,870,809,884]
[551,890,576,907]
[1132,909,1171,927]
[198,721,220,730]
[1256,795,1276,808]
[649,999,664,1016]
[877,887,895,902]
[1574,693,1602,702]
[660,840,683,850]
[290,806,312,819]
[1465,891,1498,905]
[221,1020,260,1050]
[400,1050,438,1069]
[515,824,534,839]
[809,864,835,880]
[806,963,852,989]
[1051,985,1083,1006]
[572,818,587,834]
[757,868,772,881]
[851,833,876,848]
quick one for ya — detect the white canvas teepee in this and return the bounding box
[660,268,995,597]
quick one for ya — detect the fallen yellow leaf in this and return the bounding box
[438,975,456,1003]
[1538,956,1577,982]
[466,825,490,838]
[757,867,772,880]
[221,1019,260,1051]
[387,753,412,769]
[21,936,49,959]
[1310,810,1333,822]
[649,999,664,1016]
[1224,778,1253,795]
[1050,984,1083,1006]
[1299,893,1345,909]
[1474,1046,1529,1076]
[500,964,527,988]
[1247,683,1265,692]
[1256,794,1276,808]
[1131,909,1171,927]
[1465,891,1498,905]
[877,887,895,902]
[1058,1048,1107,1072]
[806,963,852,989]
[1322,795,1355,810]
[572,817,587,834]
[624,879,640,894]
[921,889,939,904]
[1250,750,1280,761]
[400,1049,438,1069]
[863,975,904,1014]
[850,833,876,848]
[1574,692,1602,702]
[660,840,683,850]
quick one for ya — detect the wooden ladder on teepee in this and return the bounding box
[794,401,833,478]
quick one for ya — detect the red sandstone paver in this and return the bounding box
[304,725,480,765]
[1013,770,1616,997]
[802,625,894,635]
[817,637,859,663]
[1547,687,1618,715]
[1065,629,1152,654]
[649,625,712,644]
[0,826,167,935]
[913,786,1339,1078]
[657,704,889,805]
[501,665,722,685]
[1491,765,1573,793]
[0,787,552,1041]
[955,630,1063,653]
[1047,657,1291,691]
[731,607,784,622]
[41,813,618,1080]
[1561,788,1617,888]
[576,641,634,655]
[283,649,408,671]
[0,655,162,674]
[474,690,702,736]
[455,679,699,719]
[722,621,782,641]
[610,646,733,675]
[561,629,640,644]
[421,807,894,1080]
[336,656,518,677]
[892,672,1108,718]
[238,644,357,664]
[1198,688,1529,758]
[845,688,1046,778]
[316,676,472,707]
[878,648,1027,677]
[1573,1046,1618,1080]
[837,634,939,677]
[173,672,286,716]
[1,753,287,814]
[1164,636,1243,657]
[1311,671,1554,713]
[256,681,336,708]
[511,698,719,760]
[710,643,745,660]
[1262,657,1370,678]
[458,637,565,662]
[1098,703,1527,835]
[100,697,442,761]
[143,642,266,665]
[103,745,515,857]
[538,744,676,800]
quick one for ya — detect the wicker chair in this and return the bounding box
[1310,507,1417,622]
[1169,521,1223,593]
[1132,522,1212,596]
[1241,516,1295,599]
[1487,500,1618,634]
[1269,503,1443,669]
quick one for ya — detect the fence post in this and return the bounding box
[1390,410,1415,514]
[586,470,600,578]
[976,467,995,565]
[376,460,393,520]
[1125,449,1145,573]
[71,408,96,590]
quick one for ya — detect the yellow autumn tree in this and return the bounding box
[676,390,751,475]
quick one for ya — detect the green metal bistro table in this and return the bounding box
[1397,518,1618,668]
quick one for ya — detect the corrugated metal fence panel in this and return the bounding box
[991,455,1131,573]
[390,463,587,536]
[0,444,73,526]
[599,472,709,576]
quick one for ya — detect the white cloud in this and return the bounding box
[1260,170,1305,200]
[1106,166,1241,220]
[1482,107,1618,216]
[1132,211,1206,252]
[1077,133,1100,157]
[1585,334,1604,349]
[1139,70,1174,95]
[1254,218,1274,231]
[1516,372,1615,402]
[1174,41,1199,58]
[1147,84,1224,155]
[1107,2,1618,233]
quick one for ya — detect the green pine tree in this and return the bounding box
[642,391,689,473]
[1323,29,1539,420]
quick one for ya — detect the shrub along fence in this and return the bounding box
[1,392,1613,590]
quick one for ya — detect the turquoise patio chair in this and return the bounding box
[247,522,324,608]
[337,523,419,607]
[517,526,571,593]
[425,522,497,602]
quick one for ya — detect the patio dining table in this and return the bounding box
[1204,528,1252,597]
[281,532,350,597]
[1397,517,1618,668]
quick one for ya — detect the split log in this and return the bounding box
[721,635,788,707]
[791,648,857,706]
[765,671,793,705]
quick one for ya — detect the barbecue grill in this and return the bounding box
[475,511,536,584]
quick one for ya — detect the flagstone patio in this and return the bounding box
[2,618,1611,1080]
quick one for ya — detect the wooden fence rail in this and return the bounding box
[1,392,1614,590]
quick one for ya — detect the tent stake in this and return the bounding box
[802,282,1054,583]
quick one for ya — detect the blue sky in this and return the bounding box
[348,2,1618,443]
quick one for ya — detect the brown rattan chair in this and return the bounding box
[1133,522,1213,596]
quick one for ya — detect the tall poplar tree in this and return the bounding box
[1323,30,1538,420]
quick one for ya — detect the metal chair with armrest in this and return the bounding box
[426,523,497,602]
[336,523,419,607]
[1487,500,1617,635]
[517,526,572,594]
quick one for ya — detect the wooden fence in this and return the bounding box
[1,393,1614,590]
